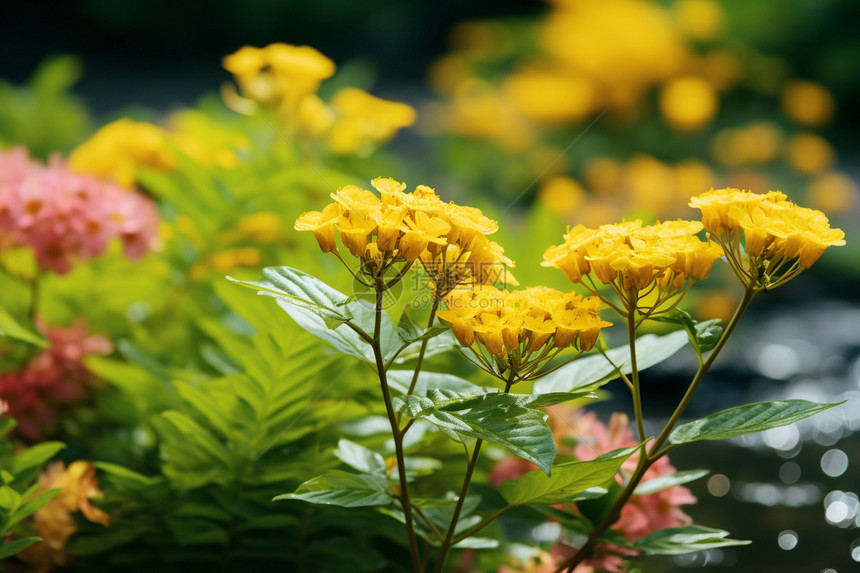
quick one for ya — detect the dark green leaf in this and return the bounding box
[534,331,688,393]
[669,400,844,445]
[276,470,394,508]
[651,309,723,354]
[0,537,43,559]
[499,446,639,506]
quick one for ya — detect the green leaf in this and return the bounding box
[394,390,559,475]
[387,370,482,396]
[228,266,353,329]
[334,439,387,476]
[0,536,43,559]
[276,470,393,508]
[499,446,639,506]
[534,331,689,393]
[7,489,60,528]
[651,309,723,354]
[669,399,844,445]
[0,308,48,347]
[634,469,709,495]
[394,330,458,364]
[11,442,65,479]
[630,525,750,555]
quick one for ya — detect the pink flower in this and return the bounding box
[0,320,113,441]
[0,147,159,274]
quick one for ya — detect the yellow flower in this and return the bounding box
[781,80,836,127]
[674,0,724,41]
[785,133,835,175]
[328,88,416,155]
[399,211,451,262]
[436,285,610,382]
[544,219,721,315]
[689,188,846,289]
[295,203,343,253]
[20,461,109,571]
[659,76,719,131]
[69,119,174,188]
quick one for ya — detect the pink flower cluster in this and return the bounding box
[0,320,113,441]
[491,407,697,573]
[0,146,158,274]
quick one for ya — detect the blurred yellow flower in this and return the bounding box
[209,247,262,272]
[781,80,836,127]
[538,176,586,218]
[659,76,719,131]
[69,119,174,188]
[503,70,600,124]
[807,172,858,215]
[674,0,724,40]
[785,132,836,175]
[237,212,283,243]
[583,157,624,196]
[20,461,109,571]
[328,88,417,155]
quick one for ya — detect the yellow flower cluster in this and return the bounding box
[295,178,513,292]
[542,219,723,315]
[69,116,248,188]
[690,188,846,289]
[223,44,415,156]
[435,285,611,381]
[19,461,109,571]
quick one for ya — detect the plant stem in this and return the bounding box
[397,296,440,427]
[627,297,646,443]
[371,288,422,573]
[555,286,757,573]
[433,375,516,573]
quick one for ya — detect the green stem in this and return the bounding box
[397,297,440,427]
[371,288,422,573]
[433,375,516,573]
[627,295,646,443]
[450,505,513,545]
[555,286,757,573]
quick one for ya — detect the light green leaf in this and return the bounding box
[276,470,393,508]
[334,439,387,476]
[0,308,47,347]
[630,525,750,555]
[634,469,709,495]
[387,370,482,396]
[534,331,689,393]
[11,442,65,478]
[394,330,458,364]
[499,446,639,506]
[394,391,559,475]
[7,489,60,528]
[228,266,353,329]
[0,537,43,559]
[669,399,844,445]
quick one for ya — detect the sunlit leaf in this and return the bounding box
[669,399,844,444]
[276,470,393,508]
[498,446,638,506]
[534,331,688,393]
[0,308,47,347]
[629,525,750,555]
[634,469,709,495]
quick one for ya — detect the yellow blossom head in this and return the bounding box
[690,188,846,289]
[436,285,611,383]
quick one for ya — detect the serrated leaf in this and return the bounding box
[334,439,387,476]
[0,308,48,347]
[276,470,393,508]
[228,266,352,328]
[669,399,843,445]
[499,446,639,506]
[0,537,43,559]
[534,331,689,394]
[630,525,750,555]
[634,469,709,495]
